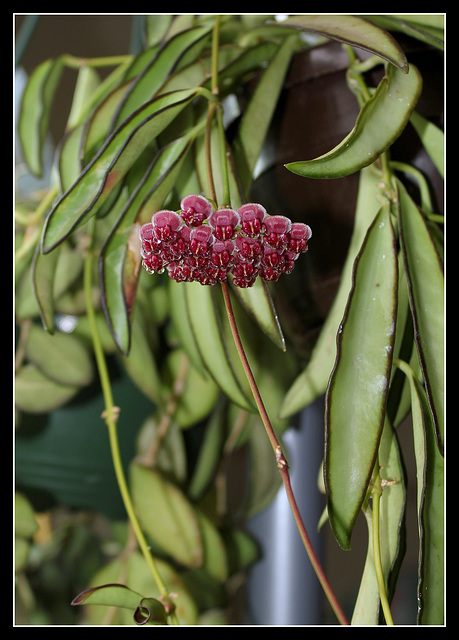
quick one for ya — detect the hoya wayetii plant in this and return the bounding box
[15,14,444,626]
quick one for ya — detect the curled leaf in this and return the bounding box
[285,63,422,179]
[72,583,144,611]
[277,14,409,71]
[133,598,168,625]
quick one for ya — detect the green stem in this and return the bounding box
[63,52,133,69]
[371,468,395,626]
[221,282,349,626]
[83,224,178,624]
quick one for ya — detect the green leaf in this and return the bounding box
[41,88,199,253]
[184,281,255,412]
[133,597,168,625]
[188,401,225,500]
[280,165,385,418]
[15,492,39,539]
[234,279,286,351]
[162,349,220,429]
[121,310,163,405]
[25,323,94,387]
[18,56,64,177]
[410,110,444,179]
[285,63,422,179]
[324,204,398,549]
[15,363,80,414]
[278,14,408,71]
[56,124,86,194]
[195,510,228,582]
[130,463,203,569]
[365,15,444,51]
[168,278,208,376]
[66,64,101,129]
[396,179,444,454]
[112,25,212,128]
[100,133,195,354]
[72,583,145,611]
[31,237,86,331]
[394,359,444,624]
[232,33,298,197]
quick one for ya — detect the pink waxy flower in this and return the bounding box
[237,203,267,237]
[287,223,312,253]
[151,209,184,241]
[139,195,311,288]
[211,239,235,267]
[208,208,240,240]
[180,194,214,227]
[235,235,263,262]
[190,225,214,255]
[139,222,160,254]
[263,215,292,249]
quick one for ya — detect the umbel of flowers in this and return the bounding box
[139,194,312,288]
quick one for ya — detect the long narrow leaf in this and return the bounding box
[280,165,384,417]
[41,88,199,253]
[184,281,255,412]
[112,26,212,129]
[18,57,64,177]
[324,204,398,549]
[395,359,444,624]
[232,33,298,197]
[100,134,195,354]
[396,179,444,454]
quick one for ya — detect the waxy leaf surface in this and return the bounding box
[100,134,194,354]
[184,282,255,412]
[395,359,444,624]
[279,14,408,70]
[18,57,64,177]
[280,165,384,417]
[285,63,422,179]
[324,204,398,549]
[41,88,199,253]
[396,179,444,454]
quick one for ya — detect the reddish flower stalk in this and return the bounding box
[220,280,349,627]
[140,194,348,625]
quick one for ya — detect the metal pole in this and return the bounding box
[245,396,325,625]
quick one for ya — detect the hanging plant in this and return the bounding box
[15,14,444,626]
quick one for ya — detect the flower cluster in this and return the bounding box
[139,194,312,288]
